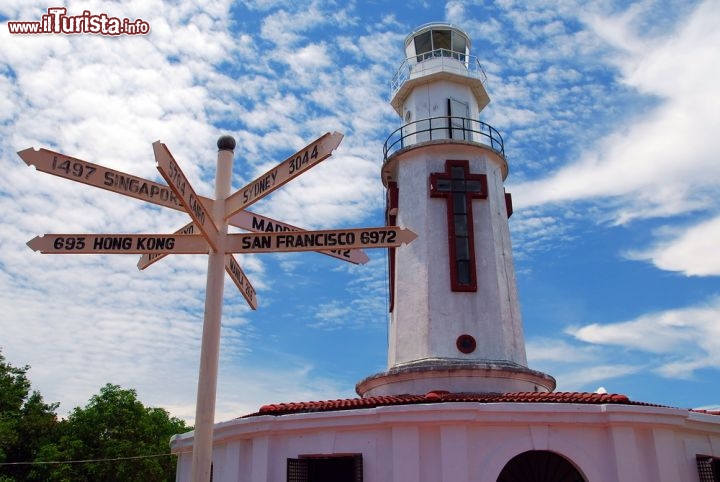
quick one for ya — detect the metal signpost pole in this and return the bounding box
[190,136,235,482]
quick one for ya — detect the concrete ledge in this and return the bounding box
[356,359,556,397]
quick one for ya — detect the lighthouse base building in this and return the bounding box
[171,23,720,482]
[171,392,720,482]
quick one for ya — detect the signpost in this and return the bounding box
[20,133,417,482]
[19,144,369,266]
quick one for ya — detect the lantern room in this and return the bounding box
[404,23,470,62]
[390,23,490,118]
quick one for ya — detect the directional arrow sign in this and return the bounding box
[27,234,209,254]
[228,211,369,265]
[154,142,219,251]
[19,144,367,266]
[18,147,184,210]
[224,131,343,217]
[226,226,416,254]
[137,222,199,270]
[225,255,258,310]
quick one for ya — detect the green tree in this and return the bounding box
[0,350,59,481]
[37,384,189,482]
[1,350,189,481]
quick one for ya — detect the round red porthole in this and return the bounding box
[456,334,476,354]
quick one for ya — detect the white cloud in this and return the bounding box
[287,43,332,72]
[526,337,602,364]
[527,337,644,391]
[310,300,353,329]
[0,1,269,421]
[296,253,389,332]
[263,153,382,229]
[259,3,338,48]
[508,208,576,260]
[568,296,720,378]
[625,216,720,276]
[554,364,642,391]
[2,0,718,423]
[0,0,396,423]
[445,1,465,22]
[511,0,720,223]
[491,0,720,282]
[198,358,355,422]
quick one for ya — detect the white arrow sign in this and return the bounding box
[228,211,369,265]
[27,234,209,254]
[226,226,417,254]
[18,147,184,210]
[154,142,219,251]
[225,255,257,310]
[224,131,343,217]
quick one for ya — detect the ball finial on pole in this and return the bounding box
[217,135,236,152]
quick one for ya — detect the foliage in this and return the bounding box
[0,350,190,481]
[0,351,59,481]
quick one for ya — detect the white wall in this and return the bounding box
[172,403,720,482]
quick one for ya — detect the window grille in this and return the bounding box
[287,458,309,482]
[287,454,362,482]
[696,455,720,482]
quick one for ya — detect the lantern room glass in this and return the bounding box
[413,27,468,60]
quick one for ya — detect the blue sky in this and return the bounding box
[1,0,718,422]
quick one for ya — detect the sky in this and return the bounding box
[1,0,718,424]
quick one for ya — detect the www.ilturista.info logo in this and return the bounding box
[7,7,150,35]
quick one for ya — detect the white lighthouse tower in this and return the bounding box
[357,23,555,397]
[171,24,720,482]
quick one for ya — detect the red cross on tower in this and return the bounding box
[430,159,488,292]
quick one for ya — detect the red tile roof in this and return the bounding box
[693,409,720,416]
[245,391,668,418]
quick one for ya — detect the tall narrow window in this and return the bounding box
[448,98,470,141]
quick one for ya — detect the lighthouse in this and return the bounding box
[171,24,720,482]
[357,23,554,397]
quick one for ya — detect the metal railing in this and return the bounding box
[391,49,488,100]
[383,116,505,160]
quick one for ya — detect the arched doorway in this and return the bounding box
[497,450,586,482]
